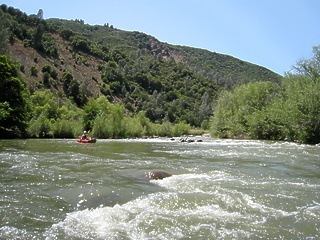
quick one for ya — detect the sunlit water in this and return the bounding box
[0,138,319,239]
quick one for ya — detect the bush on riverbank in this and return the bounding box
[210,46,320,144]
[26,93,192,139]
[91,114,191,139]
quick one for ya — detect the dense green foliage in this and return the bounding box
[47,18,282,88]
[26,93,192,139]
[27,90,82,137]
[210,46,320,144]
[168,45,282,89]
[0,9,9,54]
[0,55,31,136]
[210,81,278,139]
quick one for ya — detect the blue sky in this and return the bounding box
[2,0,320,75]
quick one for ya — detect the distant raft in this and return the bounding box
[77,138,97,143]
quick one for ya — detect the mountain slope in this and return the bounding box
[47,18,282,88]
[1,4,282,127]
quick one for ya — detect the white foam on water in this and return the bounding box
[45,191,251,240]
[45,172,308,239]
[0,226,37,240]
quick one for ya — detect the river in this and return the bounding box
[0,138,319,239]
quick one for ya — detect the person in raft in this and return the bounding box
[81,131,91,140]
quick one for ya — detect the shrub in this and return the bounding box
[42,72,50,85]
[124,117,144,138]
[157,121,173,137]
[91,114,111,138]
[52,119,75,138]
[28,112,53,137]
[172,122,191,137]
[30,66,38,76]
[42,64,52,73]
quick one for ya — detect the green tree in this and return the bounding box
[136,110,152,136]
[30,90,57,119]
[198,92,212,124]
[210,81,277,139]
[261,46,320,143]
[281,74,320,143]
[30,66,38,76]
[28,90,56,137]
[0,10,9,54]
[172,122,191,137]
[0,102,10,121]
[32,23,45,51]
[61,71,73,85]
[90,99,126,139]
[28,90,83,138]
[83,96,110,130]
[293,46,320,80]
[28,110,53,137]
[105,103,125,138]
[211,45,320,144]
[0,55,31,136]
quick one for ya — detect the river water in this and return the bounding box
[0,138,319,239]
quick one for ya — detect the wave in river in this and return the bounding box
[43,171,320,239]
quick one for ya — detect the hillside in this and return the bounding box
[47,18,282,89]
[1,4,282,129]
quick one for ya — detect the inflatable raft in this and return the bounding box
[77,138,97,143]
